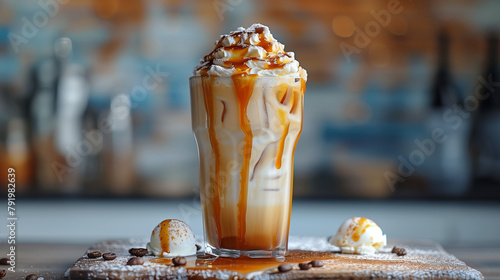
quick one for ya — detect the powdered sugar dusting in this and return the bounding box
[64,237,483,280]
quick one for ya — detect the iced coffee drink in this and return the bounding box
[190,24,307,257]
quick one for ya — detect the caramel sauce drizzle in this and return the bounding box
[231,75,256,247]
[275,113,289,169]
[151,250,335,275]
[202,78,222,244]
[220,100,226,123]
[159,220,171,254]
[352,217,375,242]
[286,79,305,242]
[200,72,305,250]
[195,28,296,77]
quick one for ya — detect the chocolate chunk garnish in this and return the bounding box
[0,270,6,279]
[127,257,144,266]
[26,274,38,280]
[172,256,187,266]
[102,252,117,260]
[277,263,292,272]
[298,262,312,270]
[129,248,148,257]
[0,258,7,265]
[309,260,324,267]
[87,251,102,258]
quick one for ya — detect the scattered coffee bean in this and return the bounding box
[0,270,6,279]
[87,251,102,258]
[129,248,148,257]
[172,256,187,266]
[394,248,407,256]
[392,246,407,256]
[277,263,293,272]
[0,258,7,265]
[26,274,38,280]
[298,262,312,270]
[127,257,144,266]
[102,252,117,261]
[309,260,324,267]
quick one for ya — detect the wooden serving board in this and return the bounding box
[64,237,483,280]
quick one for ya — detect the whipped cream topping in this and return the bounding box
[194,23,307,80]
[146,219,197,257]
[329,217,387,255]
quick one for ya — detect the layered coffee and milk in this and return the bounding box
[190,24,306,256]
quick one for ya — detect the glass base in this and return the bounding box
[205,243,286,259]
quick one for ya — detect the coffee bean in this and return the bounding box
[87,251,102,258]
[0,258,7,265]
[309,260,324,267]
[129,248,148,257]
[0,270,6,279]
[392,246,407,256]
[298,262,312,270]
[172,256,187,266]
[394,248,407,256]
[102,252,117,261]
[277,263,292,272]
[26,274,38,280]
[127,257,144,266]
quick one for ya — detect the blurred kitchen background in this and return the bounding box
[1,2,500,278]
[1,0,500,200]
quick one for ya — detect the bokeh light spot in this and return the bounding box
[332,16,356,38]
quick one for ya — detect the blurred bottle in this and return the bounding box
[28,49,60,192]
[81,106,103,194]
[100,94,135,195]
[431,31,461,108]
[425,30,471,196]
[470,32,500,185]
[53,37,90,194]
[0,82,34,192]
[3,118,33,192]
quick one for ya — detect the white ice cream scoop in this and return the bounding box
[146,219,197,257]
[329,217,387,255]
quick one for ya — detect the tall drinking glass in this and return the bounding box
[190,75,305,258]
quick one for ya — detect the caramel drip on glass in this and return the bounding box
[232,75,256,246]
[275,116,289,169]
[221,100,227,123]
[301,78,306,95]
[201,78,222,244]
[159,220,171,254]
[286,78,305,244]
[289,89,297,113]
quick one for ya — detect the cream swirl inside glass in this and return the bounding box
[194,23,307,80]
[190,24,306,257]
